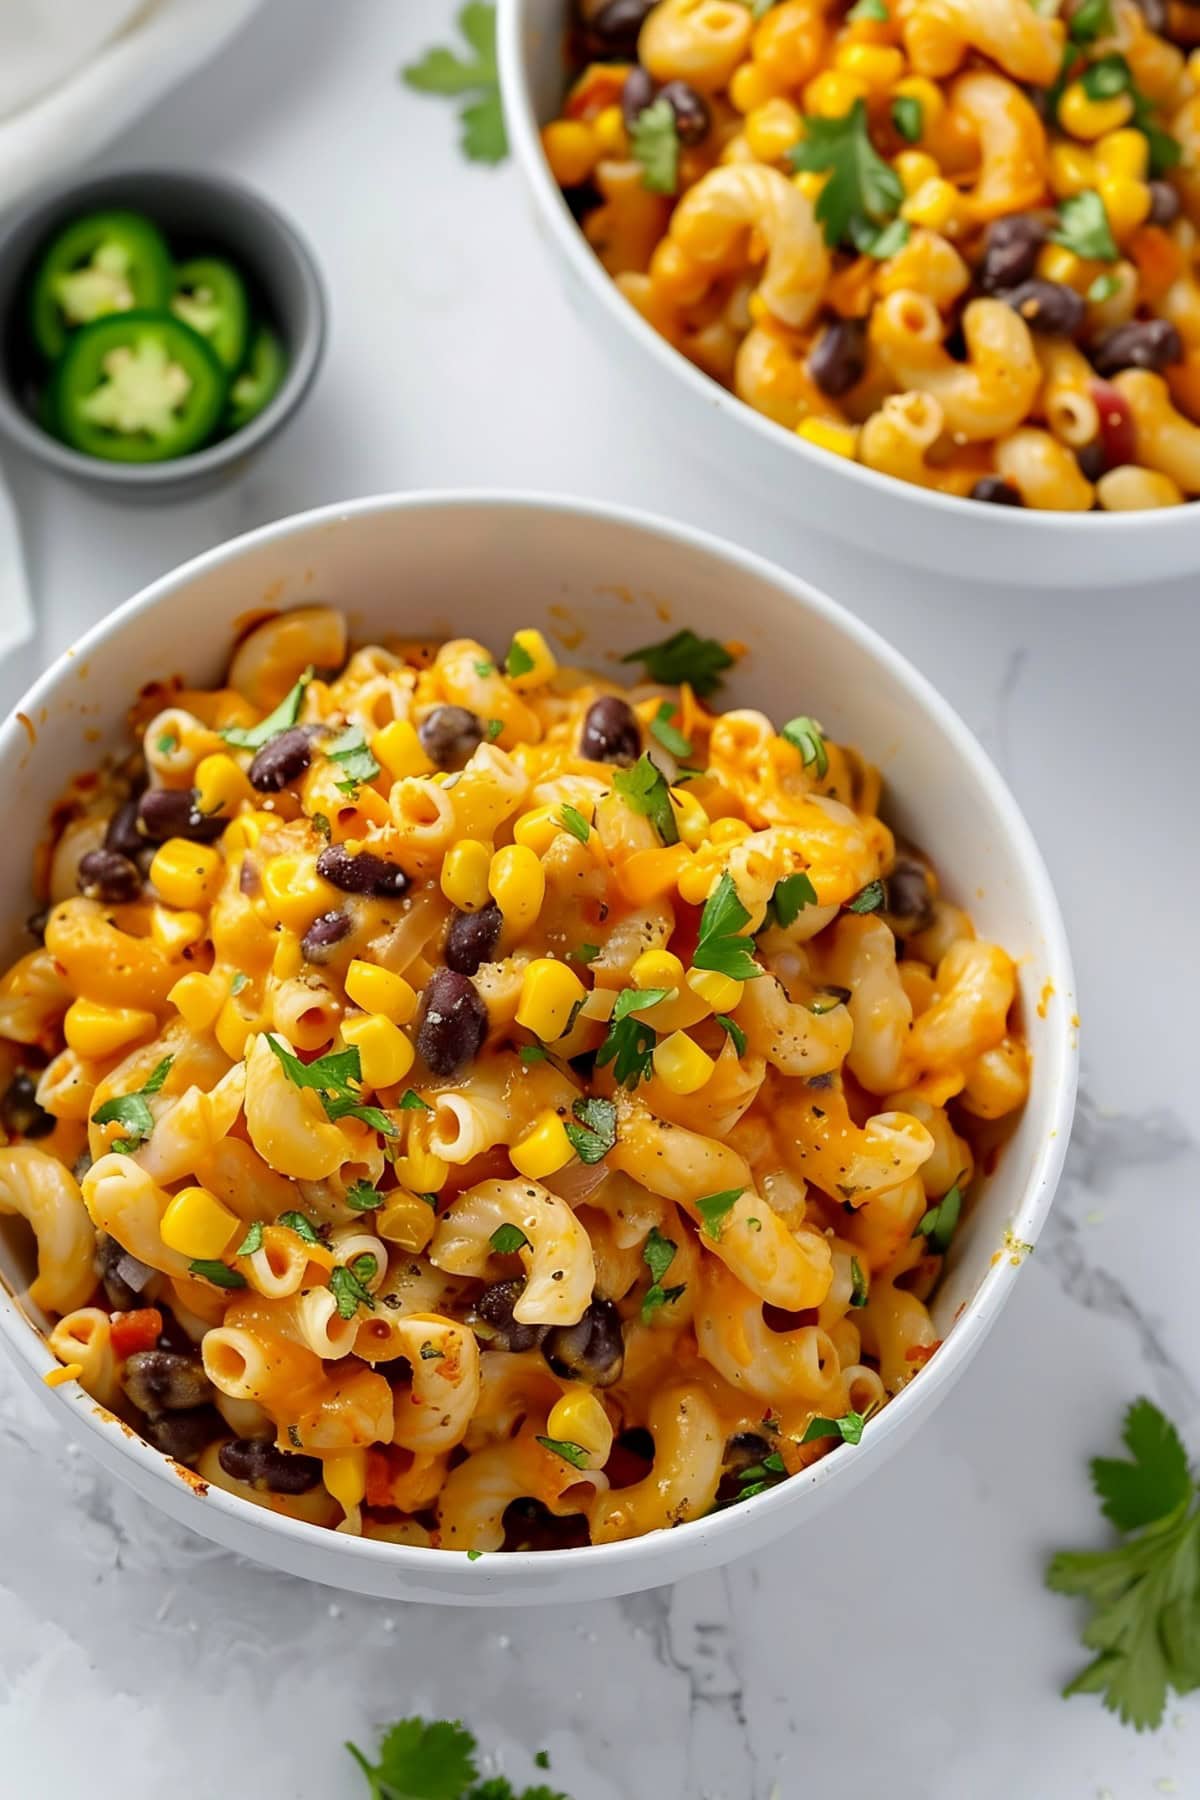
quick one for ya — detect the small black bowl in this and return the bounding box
[0,167,327,501]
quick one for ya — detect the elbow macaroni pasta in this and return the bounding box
[547,0,1200,509]
[0,604,1027,1551]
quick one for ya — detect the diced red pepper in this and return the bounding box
[1091,381,1136,469]
[109,1307,163,1359]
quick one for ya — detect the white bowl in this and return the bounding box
[0,492,1077,1603]
[498,0,1200,589]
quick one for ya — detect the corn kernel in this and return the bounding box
[392,1139,449,1195]
[323,1448,367,1513]
[803,68,869,117]
[63,998,157,1058]
[1048,140,1096,199]
[214,1000,255,1062]
[653,1031,716,1095]
[149,905,207,955]
[1094,127,1148,182]
[507,627,557,691]
[792,169,828,204]
[168,971,226,1032]
[272,933,303,981]
[510,1109,576,1179]
[376,1191,436,1253]
[709,817,752,847]
[1038,242,1086,288]
[516,958,587,1040]
[744,97,802,162]
[512,805,560,856]
[730,60,779,113]
[1059,83,1133,141]
[677,858,717,906]
[835,42,904,88]
[616,843,693,905]
[541,119,597,187]
[160,1185,239,1260]
[371,719,434,781]
[341,1012,414,1089]
[344,960,417,1024]
[893,149,938,195]
[546,1390,614,1469]
[797,417,858,458]
[686,967,745,1013]
[1100,174,1151,238]
[631,948,685,992]
[593,102,628,157]
[259,854,341,932]
[900,176,960,232]
[149,838,223,909]
[441,838,492,912]
[671,785,711,850]
[193,753,254,818]
[892,74,943,130]
[489,843,545,935]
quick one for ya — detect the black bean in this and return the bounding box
[1075,441,1107,483]
[621,65,656,131]
[809,316,868,397]
[444,902,503,976]
[0,1070,54,1140]
[104,797,143,860]
[301,909,352,961]
[543,1297,624,1388]
[136,786,225,844]
[1148,180,1180,227]
[587,0,656,54]
[218,1437,323,1494]
[998,279,1085,337]
[122,1349,213,1413]
[142,1405,222,1463]
[248,726,313,792]
[725,1430,773,1471]
[580,695,641,764]
[25,906,49,942]
[884,848,936,935]
[94,1232,137,1311]
[417,705,484,770]
[1093,318,1183,377]
[77,847,142,904]
[471,1278,548,1353]
[977,214,1046,294]
[416,968,488,1077]
[316,844,408,899]
[657,79,711,146]
[971,477,1024,506]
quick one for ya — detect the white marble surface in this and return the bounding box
[1,4,1198,1795]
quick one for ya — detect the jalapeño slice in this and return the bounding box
[50,312,228,462]
[170,256,251,372]
[29,209,173,361]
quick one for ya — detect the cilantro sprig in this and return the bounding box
[801,1409,867,1447]
[641,1224,685,1322]
[558,803,591,846]
[596,987,673,1088]
[346,1714,570,1800]
[612,754,679,846]
[914,1181,963,1255]
[781,714,828,778]
[91,1055,173,1153]
[330,1254,378,1320]
[401,3,508,166]
[489,1223,529,1255]
[695,1187,744,1241]
[693,873,761,982]
[621,629,733,698]
[1049,1399,1200,1730]
[221,669,312,751]
[650,701,692,759]
[327,725,381,796]
[563,1095,617,1165]
[789,100,903,249]
[265,1036,399,1136]
[730,1448,788,1503]
[630,97,680,195]
[767,870,818,930]
[1052,190,1118,262]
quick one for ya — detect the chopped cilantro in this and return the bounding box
[230,970,249,996]
[401,3,508,166]
[621,628,734,698]
[330,1258,376,1319]
[846,879,885,914]
[466,1549,484,1561]
[265,1035,399,1136]
[848,0,888,15]
[278,1209,322,1244]
[487,718,504,741]
[801,1409,866,1446]
[891,94,922,143]
[650,701,692,758]
[400,1088,433,1112]
[536,1436,590,1470]
[563,1095,617,1165]
[852,215,909,259]
[188,1258,246,1289]
[1087,272,1120,304]
[781,714,829,777]
[568,943,600,965]
[640,1225,685,1322]
[156,731,178,756]
[346,1180,382,1212]
[714,1014,747,1057]
[236,1221,264,1257]
[731,1448,788,1501]
[91,1054,173,1152]
[311,810,331,841]
[914,1181,963,1255]
[1051,190,1117,262]
[220,667,313,750]
[595,994,660,1089]
[1068,0,1113,38]
[630,96,680,195]
[693,872,761,982]
[612,754,679,846]
[490,1223,530,1255]
[1080,52,1129,101]
[849,1255,869,1308]
[769,870,818,929]
[505,636,535,679]
[789,100,903,249]
[327,725,382,794]
[559,803,591,845]
[519,1045,549,1064]
[695,1186,744,1241]
[475,660,496,678]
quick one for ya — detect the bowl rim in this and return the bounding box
[496,0,1200,544]
[0,488,1079,1580]
[0,164,327,484]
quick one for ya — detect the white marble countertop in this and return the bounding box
[0,4,1198,1795]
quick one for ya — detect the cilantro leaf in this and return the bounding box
[330,1259,376,1320]
[650,701,692,759]
[1088,272,1121,303]
[487,718,504,742]
[846,878,885,914]
[801,1409,866,1446]
[188,1258,246,1289]
[695,1186,744,1241]
[848,0,888,17]
[278,1208,322,1244]
[156,731,177,755]
[849,1255,869,1308]
[563,1095,617,1165]
[1048,1398,1200,1730]
[347,1716,479,1800]
[714,1013,747,1057]
[853,216,909,259]
[475,660,495,678]
[1069,0,1113,39]
[595,1006,658,1089]
[400,1089,432,1112]
[519,1045,548,1064]
[327,725,381,792]
[621,629,734,698]
[505,636,535,679]
[1080,52,1129,101]
[401,4,508,167]
[265,1035,399,1136]
[640,1225,686,1322]
[729,1448,788,1502]
[781,714,828,778]
[536,1436,590,1470]
[568,943,600,965]
[559,803,591,845]
[769,870,818,929]
[1052,190,1118,262]
[789,100,903,249]
[91,1054,174,1151]
[693,872,761,982]
[891,95,922,143]
[490,1223,529,1254]
[221,668,313,750]
[346,1180,382,1212]
[630,96,680,195]
[914,1181,962,1255]
[236,1221,264,1257]
[612,753,679,846]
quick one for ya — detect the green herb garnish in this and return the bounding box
[640,1224,685,1323]
[612,753,679,846]
[536,1436,590,1471]
[400,1088,432,1112]
[769,870,818,929]
[568,943,600,965]
[221,668,313,751]
[732,1448,788,1502]
[914,1181,963,1254]
[693,872,761,982]
[278,1209,322,1244]
[781,714,828,777]
[327,725,382,794]
[401,3,508,166]
[487,718,504,741]
[559,803,591,845]
[91,1054,173,1153]
[346,1180,383,1212]
[188,1259,247,1289]
[236,1221,264,1257]
[564,1095,617,1165]
[801,1410,866,1446]
[650,701,692,758]
[630,96,680,195]
[505,636,535,679]
[1068,0,1113,40]
[595,988,670,1088]
[265,1036,399,1136]
[330,1257,376,1320]
[695,1187,744,1241]
[490,1223,530,1255]
[621,628,734,698]
[846,879,885,914]
[1052,190,1118,262]
[891,95,922,143]
[849,1255,869,1307]
[789,100,903,249]
[714,1013,747,1057]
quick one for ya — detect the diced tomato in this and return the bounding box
[109,1308,163,1359]
[1090,381,1136,470]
